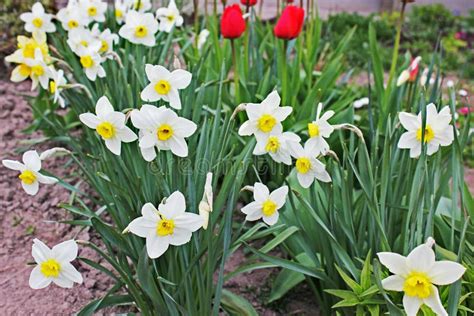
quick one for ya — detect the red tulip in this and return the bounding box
[220,4,246,39]
[274,6,305,40]
[240,0,257,6]
[408,57,421,82]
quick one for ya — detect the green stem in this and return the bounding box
[386,2,407,89]
[231,40,240,104]
[281,40,288,105]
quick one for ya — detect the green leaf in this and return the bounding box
[221,289,258,316]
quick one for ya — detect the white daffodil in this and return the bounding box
[290,142,331,188]
[141,64,192,109]
[128,0,152,12]
[305,103,335,155]
[241,183,288,226]
[155,0,183,33]
[2,150,58,195]
[76,42,106,81]
[253,130,300,165]
[114,0,129,24]
[24,48,51,90]
[91,24,119,57]
[118,10,159,47]
[397,56,422,86]
[238,91,292,140]
[29,239,83,289]
[198,172,213,230]
[377,238,466,316]
[353,97,369,109]
[130,104,197,160]
[48,67,67,108]
[57,5,88,31]
[398,103,454,158]
[6,31,49,63]
[79,0,107,23]
[67,27,100,55]
[20,2,56,34]
[197,29,209,51]
[79,96,137,155]
[127,191,204,259]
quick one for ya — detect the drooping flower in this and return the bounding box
[79,96,137,155]
[290,142,331,188]
[377,238,466,316]
[397,56,421,86]
[130,0,152,12]
[398,103,454,158]
[127,191,204,259]
[253,130,300,165]
[48,68,67,108]
[130,105,197,160]
[304,103,335,155]
[29,239,83,289]
[155,0,184,33]
[2,150,58,195]
[238,91,292,140]
[79,0,107,23]
[241,183,288,226]
[20,2,56,34]
[141,64,192,110]
[198,172,213,230]
[75,42,106,81]
[118,10,159,47]
[57,4,88,31]
[220,4,246,39]
[197,29,210,51]
[274,6,305,40]
[353,97,369,109]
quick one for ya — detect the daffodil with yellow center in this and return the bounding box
[2,150,58,195]
[403,272,432,299]
[241,183,288,226]
[29,239,83,289]
[398,103,454,158]
[296,157,311,174]
[156,0,184,33]
[290,142,332,188]
[157,124,173,141]
[262,200,278,216]
[156,218,175,236]
[32,17,43,28]
[68,20,79,29]
[378,237,466,316]
[258,114,277,133]
[80,55,94,68]
[115,9,123,19]
[19,170,37,185]
[265,136,280,153]
[31,64,44,76]
[19,64,32,77]
[40,259,61,278]
[49,80,56,93]
[127,191,204,259]
[79,96,137,156]
[238,91,292,139]
[308,123,320,137]
[99,40,109,53]
[87,6,97,17]
[96,122,116,139]
[154,80,171,95]
[135,25,148,38]
[415,126,435,143]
